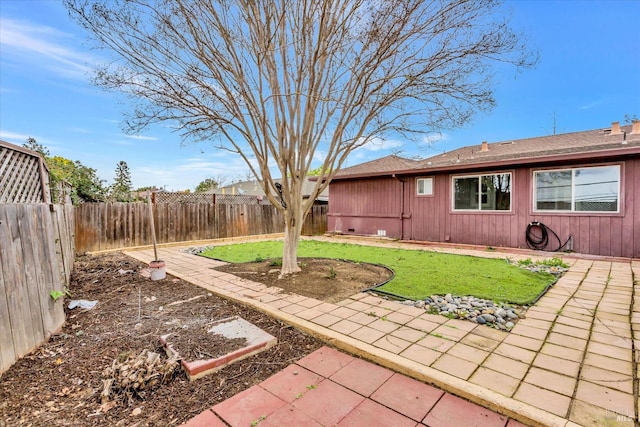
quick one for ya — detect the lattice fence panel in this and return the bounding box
[214,194,272,205]
[0,143,47,203]
[153,192,271,205]
[153,192,215,203]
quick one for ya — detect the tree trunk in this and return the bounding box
[280,209,303,276]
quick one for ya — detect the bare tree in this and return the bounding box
[65,0,536,275]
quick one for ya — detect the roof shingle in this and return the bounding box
[334,124,640,179]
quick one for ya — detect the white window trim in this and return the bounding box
[451,172,512,212]
[533,165,621,213]
[416,177,434,196]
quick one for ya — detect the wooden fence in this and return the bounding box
[75,202,328,253]
[0,203,74,374]
[1,140,75,374]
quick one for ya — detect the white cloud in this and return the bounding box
[65,127,91,134]
[579,100,605,111]
[124,135,159,141]
[0,130,32,143]
[0,18,97,80]
[0,130,60,152]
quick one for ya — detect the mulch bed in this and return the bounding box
[0,252,326,426]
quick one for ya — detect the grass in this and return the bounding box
[199,240,557,304]
[517,257,569,268]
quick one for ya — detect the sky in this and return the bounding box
[1,1,639,192]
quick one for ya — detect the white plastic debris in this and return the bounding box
[68,300,98,310]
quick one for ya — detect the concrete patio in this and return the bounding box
[124,236,639,427]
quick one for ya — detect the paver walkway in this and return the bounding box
[184,346,525,427]
[124,236,640,427]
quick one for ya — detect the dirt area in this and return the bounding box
[0,252,392,426]
[215,258,393,303]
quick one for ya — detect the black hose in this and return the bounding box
[525,221,572,252]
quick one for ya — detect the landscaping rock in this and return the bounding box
[505,310,519,320]
[480,314,496,323]
[404,293,528,332]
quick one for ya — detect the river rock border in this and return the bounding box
[399,294,523,331]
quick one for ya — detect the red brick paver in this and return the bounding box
[211,386,287,426]
[422,393,508,427]
[370,372,443,421]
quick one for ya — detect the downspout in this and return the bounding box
[392,174,404,239]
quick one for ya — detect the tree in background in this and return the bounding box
[66,0,536,275]
[23,137,50,158]
[110,160,133,201]
[23,138,106,204]
[306,167,328,177]
[195,178,220,193]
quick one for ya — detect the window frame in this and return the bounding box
[451,171,513,212]
[416,177,434,197]
[532,164,621,214]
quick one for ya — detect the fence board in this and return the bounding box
[32,206,58,337]
[53,204,75,284]
[17,205,46,349]
[37,206,66,333]
[302,205,328,236]
[1,205,33,364]
[0,207,17,373]
[0,260,12,372]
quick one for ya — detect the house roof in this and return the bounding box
[205,177,329,200]
[333,155,421,178]
[333,123,640,180]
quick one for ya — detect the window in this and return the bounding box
[453,173,511,211]
[417,177,433,196]
[534,165,620,212]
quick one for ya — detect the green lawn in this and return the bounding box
[199,240,556,304]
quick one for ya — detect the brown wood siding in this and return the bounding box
[331,158,639,258]
[328,178,402,237]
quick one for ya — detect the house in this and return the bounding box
[328,121,640,258]
[207,177,329,204]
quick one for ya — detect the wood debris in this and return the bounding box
[101,349,179,403]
